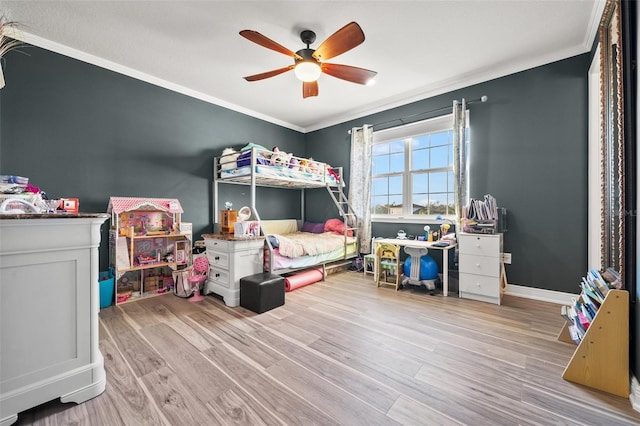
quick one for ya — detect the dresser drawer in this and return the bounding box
[207,268,231,289]
[207,250,230,270]
[459,253,500,277]
[205,238,231,252]
[458,234,501,257]
[459,273,501,298]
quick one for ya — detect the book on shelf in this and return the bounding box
[559,267,621,344]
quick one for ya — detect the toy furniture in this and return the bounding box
[187,256,209,302]
[375,242,401,290]
[107,197,191,304]
[240,272,285,314]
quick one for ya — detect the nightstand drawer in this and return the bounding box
[459,254,500,277]
[458,234,501,257]
[205,238,230,252]
[459,273,501,298]
[207,250,230,269]
[207,268,231,288]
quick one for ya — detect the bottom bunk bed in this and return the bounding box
[261,219,358,275]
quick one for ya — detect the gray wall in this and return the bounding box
[1,44,590,294]
[306,53,591,294]
[0,46,306,269]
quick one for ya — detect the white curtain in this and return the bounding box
[452,99,468,229]
[349,125,373,253]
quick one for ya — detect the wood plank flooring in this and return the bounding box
[14,271,640,425]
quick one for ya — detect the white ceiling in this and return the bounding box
[2,1,604,133]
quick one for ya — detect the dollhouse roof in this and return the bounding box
[107,197,183,214]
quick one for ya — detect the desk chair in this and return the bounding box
[375,242,401,291]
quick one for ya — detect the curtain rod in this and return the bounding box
[349,95,488,134]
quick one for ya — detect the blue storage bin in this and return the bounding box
[99,270,115,309]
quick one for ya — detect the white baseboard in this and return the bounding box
[631,375,640,413]
[504,283,577,305]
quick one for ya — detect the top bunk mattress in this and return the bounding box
[216,146,341,188]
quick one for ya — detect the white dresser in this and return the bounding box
[202,235,264,307]
[0,214,108,426]
[458,232,504,305]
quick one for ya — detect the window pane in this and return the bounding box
[430,131,448,147]
[412,135,429,150]
[388,175,403,195]
[389,153,404,173]
[372,143,389,156]
[412,173,427,193]
[430,146,449,169]
[412,149,428,170]
[372,177,387,196]
[389,140,404,153]
[428,193,449,215]
[429,172,447,193]
[372,195,389,214]
[372,155,389,174]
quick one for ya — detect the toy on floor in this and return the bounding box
[401,246,438,294]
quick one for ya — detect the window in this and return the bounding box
[371,114,469,221]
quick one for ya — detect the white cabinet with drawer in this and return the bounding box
[202,235,264,307]
[458,233,504,305]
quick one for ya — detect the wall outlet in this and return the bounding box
[502,253,512,264]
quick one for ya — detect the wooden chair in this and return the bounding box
[375,242,400,291]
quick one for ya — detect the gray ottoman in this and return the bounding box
[240,273,285,314]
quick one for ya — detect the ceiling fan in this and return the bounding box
[239,22,377,98]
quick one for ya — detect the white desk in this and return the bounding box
[375,238,457,297]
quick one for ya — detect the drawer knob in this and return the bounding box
[215,256,220,260]
[476,263,481,267]
[215,273,220,278]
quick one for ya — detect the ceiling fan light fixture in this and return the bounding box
[294,60,321,82]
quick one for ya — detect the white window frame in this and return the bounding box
[371,113,469,224]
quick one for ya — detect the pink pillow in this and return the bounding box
[324,218,353,236]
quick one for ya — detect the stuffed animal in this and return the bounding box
[220,147,239,171]
[308,157,320,174]
[270,147,291,167]
[327,166,340,182]
[299,159,311,173]
[289,156,300,171]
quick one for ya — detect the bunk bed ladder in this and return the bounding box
[326,184,356,228]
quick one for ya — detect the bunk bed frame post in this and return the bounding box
[213,156,220,224]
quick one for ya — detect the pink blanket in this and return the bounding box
[274,232,356,258]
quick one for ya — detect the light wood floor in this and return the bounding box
[14,271,640,425]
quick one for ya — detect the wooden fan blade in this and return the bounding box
[303,81,319,98]
[312,22,365,61]
[240,30,302,59]
[321,63,377,85]
[243,65,294,82]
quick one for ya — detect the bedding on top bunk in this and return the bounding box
[217,144,340,185]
